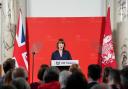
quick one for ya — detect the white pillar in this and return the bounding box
[116,0,128,69]
[117,22,128,69]
[0,0,17,63]
[0,0,2,64]
[116,0,128,22]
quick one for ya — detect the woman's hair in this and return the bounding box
[56,38,65,49]
[12,78,30,89]
[109,69,121,84]
[91,83,110,89]
[43,66,59,83]
[3,58,15,73]
[120,67,128,89]
[65,71,88,89]
[37,64,49,81]
[102,67,112,83]
[4,69,13,85]
[88,64,102,81]
[12,67,28,80]
[69,64,81,73]
[59,70,72,89]
[0,84,16,89]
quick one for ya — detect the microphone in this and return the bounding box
[31,43,42,82]
[32,51,35,55]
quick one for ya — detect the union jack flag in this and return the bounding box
[13,11,28,70]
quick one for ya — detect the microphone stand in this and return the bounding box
[32,52,35,83]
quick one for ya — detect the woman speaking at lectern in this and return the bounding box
[51,38,72,60]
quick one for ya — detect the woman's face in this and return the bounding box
[58,43,64,50]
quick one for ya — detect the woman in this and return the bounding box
[51,38,72,60]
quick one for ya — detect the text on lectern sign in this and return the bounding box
[51,60,79,66]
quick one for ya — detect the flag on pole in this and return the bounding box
[99,3,117,69]
[13,11,28,70]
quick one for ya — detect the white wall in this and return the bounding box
[27,0,106,17]
[0,0,2,64]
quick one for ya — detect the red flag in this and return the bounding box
[13,11,28,71]
[99,6,117,69]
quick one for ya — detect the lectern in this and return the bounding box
[51,60,79,71]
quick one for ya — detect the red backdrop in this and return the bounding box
[26,17,104,82]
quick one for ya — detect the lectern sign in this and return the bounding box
[51,60,79,66]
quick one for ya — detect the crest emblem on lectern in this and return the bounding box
[56,61,60,65]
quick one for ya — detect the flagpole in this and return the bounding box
[99,0,109,67]
[99,0,108,67]
[32,51,35,83]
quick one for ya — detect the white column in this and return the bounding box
[117,23,128,69]
[0,0,2,64]
[0,0,18,63]
[2,0,12,62]
[116,0,128,69]
[116,0,128,22]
